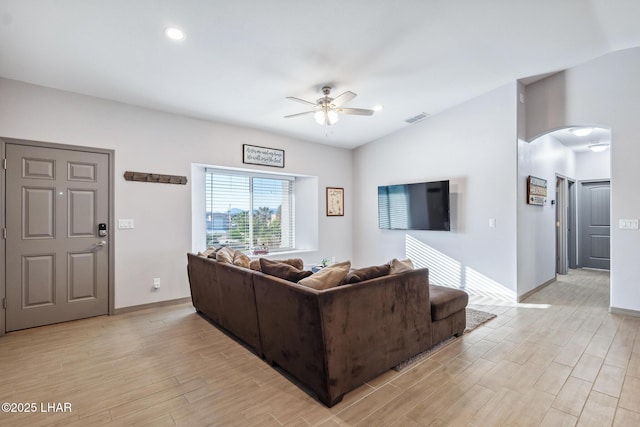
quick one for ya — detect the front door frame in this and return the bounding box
[1,137,115,336]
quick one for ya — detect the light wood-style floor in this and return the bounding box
[1,269,639,426]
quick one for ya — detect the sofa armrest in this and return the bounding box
[252,273,331,404]
[319,268,432,403]
[186,253,221,323]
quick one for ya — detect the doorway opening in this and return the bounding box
[556,175,576,274]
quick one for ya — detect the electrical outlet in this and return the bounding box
[153,278,160,289]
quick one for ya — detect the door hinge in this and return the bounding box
[2,298,6,310]
[2,228,5,239]
[2,158,6,170]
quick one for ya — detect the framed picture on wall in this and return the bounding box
[326,187,344,216]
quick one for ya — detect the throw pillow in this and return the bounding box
[277,258,304,271]
[249,259,261,271]
[298,261,351,290]
[389,258,414,274]
[216,247,235,264]
[343,264,391,284]
[250,258,304,272]
[259,258,313,282]
[197,247,217,257]
[233,251,251,269]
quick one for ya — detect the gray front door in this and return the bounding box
[5,143,109,331]
[580,181,610,270]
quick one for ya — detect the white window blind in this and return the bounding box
[205,169,295,253]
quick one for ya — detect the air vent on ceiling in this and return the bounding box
[405,112,430,124]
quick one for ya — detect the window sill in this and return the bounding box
[248,248,318,259]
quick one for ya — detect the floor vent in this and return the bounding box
[405,112,430,124]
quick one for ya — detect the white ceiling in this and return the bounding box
[1,0,640,149]
[549,127,611,152]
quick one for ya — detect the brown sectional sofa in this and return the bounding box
[186,253,468,407]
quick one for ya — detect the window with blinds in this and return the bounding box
[205,169,295,253]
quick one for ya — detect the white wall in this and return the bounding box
[517,134,576,296]
[353,83,519,300]
[575,149,611,181]
[0,78,353,309]
[526,47,640,313]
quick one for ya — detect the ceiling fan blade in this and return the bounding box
[336,107,375,116]
[331,91,357,107]
[286,96,318,107]
[284,111,316,118]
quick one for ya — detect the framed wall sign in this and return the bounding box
[326,187,344,216]
[527,175,547,205]
[243,144,285,168]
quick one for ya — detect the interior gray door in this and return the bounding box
[5,143,109,331]
[580,181,610,270]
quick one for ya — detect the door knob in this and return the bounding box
[95,240,107,247]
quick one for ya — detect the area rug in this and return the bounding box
[393,308,497,371]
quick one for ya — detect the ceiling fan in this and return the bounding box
[284,86,375,126]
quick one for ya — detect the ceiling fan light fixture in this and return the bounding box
[314,110,325,125]
[571,127,593,137]
[285,86,372,126]
[327,109,339,125]
[314,108,339,126]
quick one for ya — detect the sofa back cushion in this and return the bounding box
[259,258,313,282]
[343,264,391,284]
[298,261,351,290]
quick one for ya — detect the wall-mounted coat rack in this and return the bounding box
[124,171,188,185]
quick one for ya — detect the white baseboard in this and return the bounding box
[517,277,556,303]
[113,297,192,315]
[609,306,640,318]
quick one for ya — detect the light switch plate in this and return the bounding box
[619,219,639,229]
[118,219,135,229]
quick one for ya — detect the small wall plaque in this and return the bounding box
[243,144,285,168]
[527,175,547,205]
[124,171,188,185]
[326,187,344,216]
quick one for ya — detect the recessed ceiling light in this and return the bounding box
[373,105,384,112]
[570,127,593,137]
[165,27,185,41]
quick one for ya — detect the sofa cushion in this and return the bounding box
[429,284,469,321]
[216,247,235,264]
[298,261,351,290]
[389,258,414,274]
[233,251,251,269]
[342,264,391,284]
[260,258,313,282]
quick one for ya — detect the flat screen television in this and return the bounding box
[378,180,450,231]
